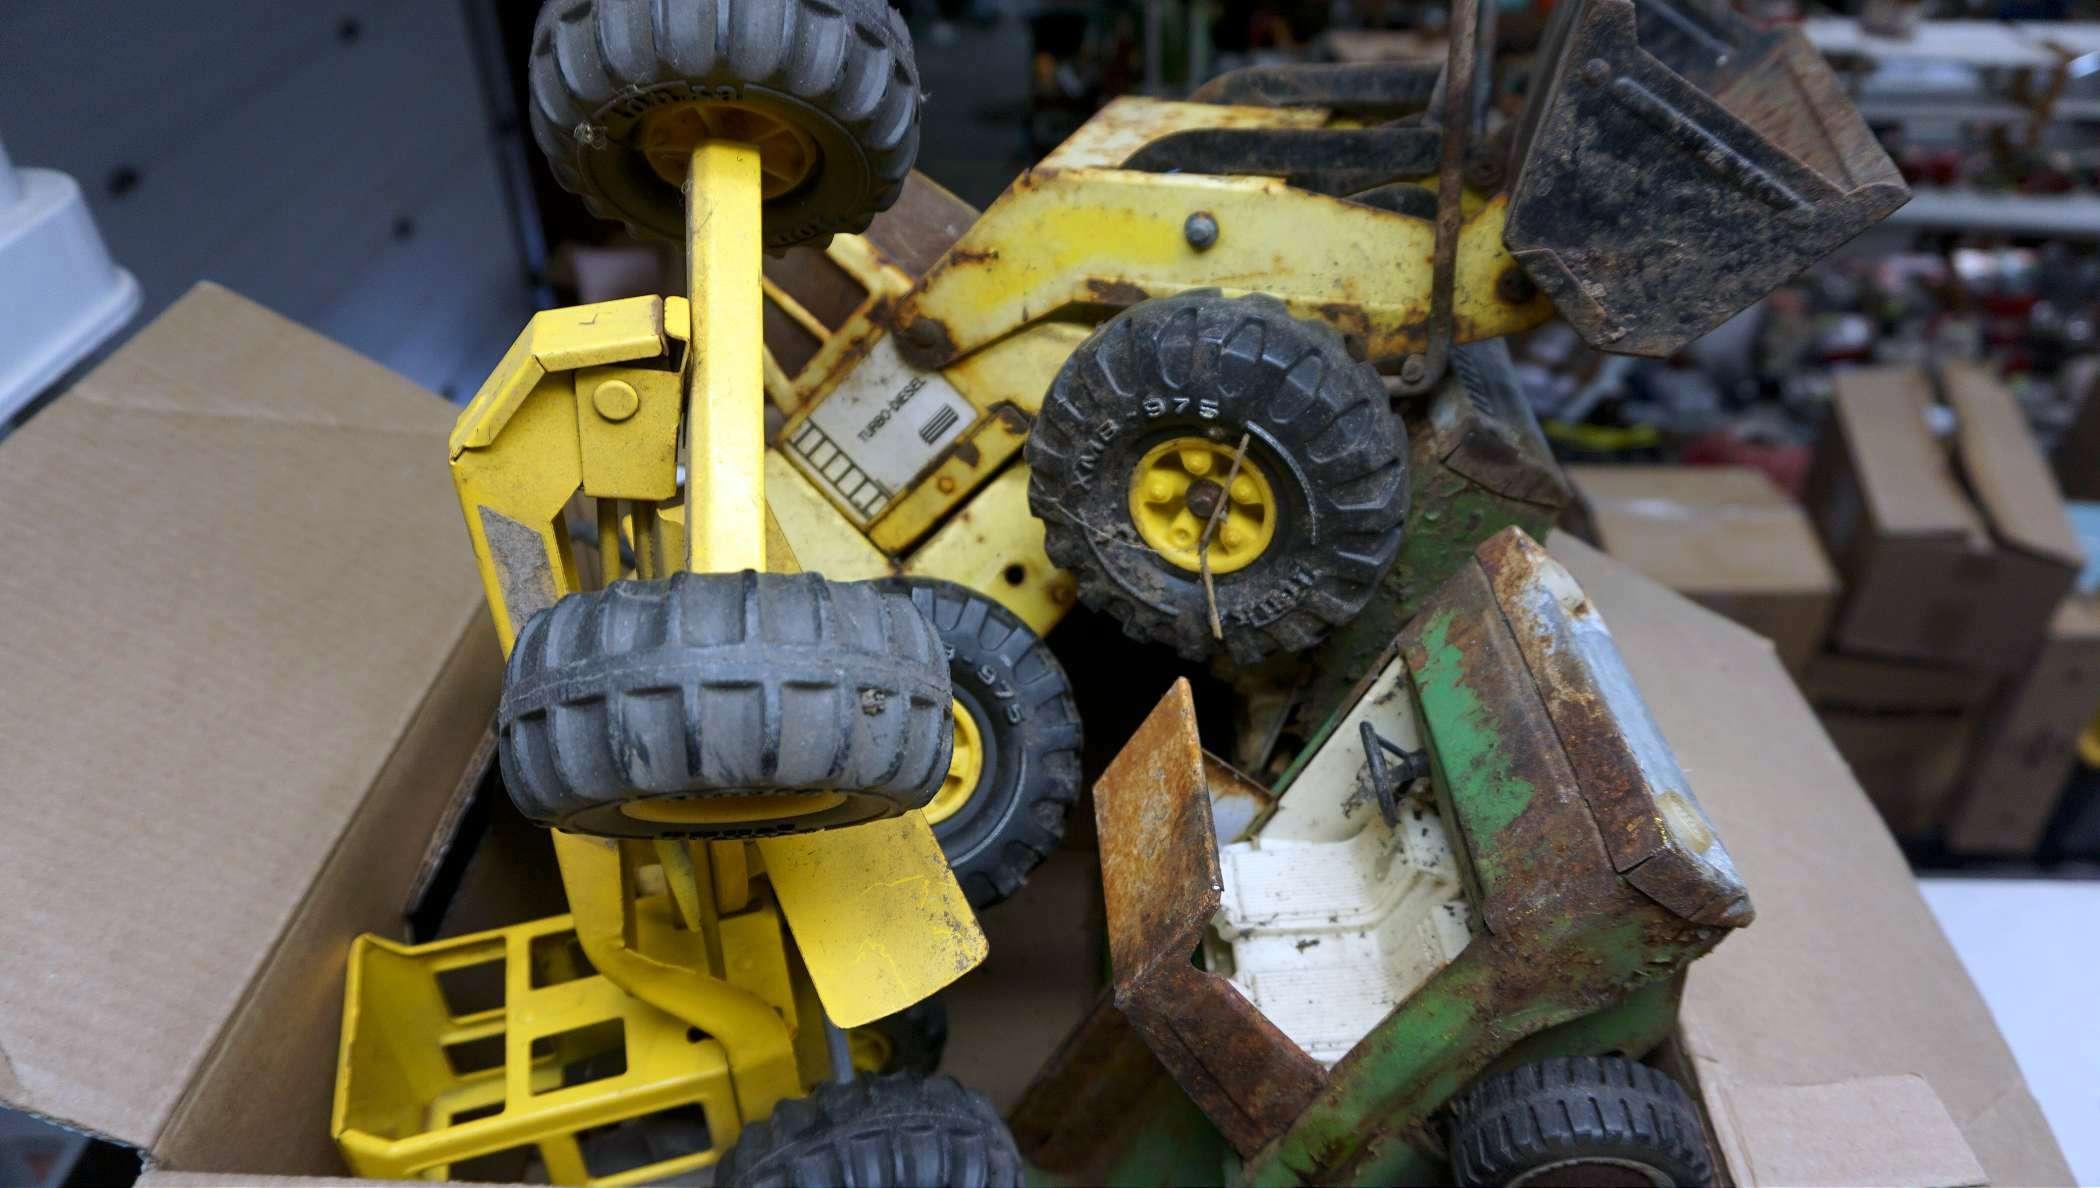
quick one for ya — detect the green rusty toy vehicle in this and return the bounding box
[1013,527,1751,1186]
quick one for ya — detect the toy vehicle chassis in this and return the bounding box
[1011,529,1751,1184]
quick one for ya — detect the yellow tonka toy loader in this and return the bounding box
[333,0,1021,1183]
[671,0,1908,907]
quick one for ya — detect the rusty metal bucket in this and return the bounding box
[1506,0,1908,357]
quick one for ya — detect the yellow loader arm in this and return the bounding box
[451,279,983,1031]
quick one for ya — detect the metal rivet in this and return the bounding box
[593,379,640,422]
[1580,58,1611,86]
[1183,211,1220,251]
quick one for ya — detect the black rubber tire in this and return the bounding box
[1448,1056,1715,1187]
[527,0,922,248]
[1025,290,1409,664]
[498,570,952,839]
[719,1073,1023,1188]
[876,579,1082,909]
[860,998,948,1075]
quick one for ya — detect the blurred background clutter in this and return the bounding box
[4,0,2100,1181]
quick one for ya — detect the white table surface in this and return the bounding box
[1918,877,2100,1184]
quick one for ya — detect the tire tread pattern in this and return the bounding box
[527,0,920,246]
[880,579,1082,909]
[1025,290,1407,664]
[1449,1055,1715,1187]
[499,570,951,838]
[719,1073,1023,1188]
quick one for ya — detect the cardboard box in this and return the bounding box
[0,284,499,1173]
[1798,650,1995,837]
[1817,710,1981,838]
[1,289,2071,1186]
[1570,465,1838,673]
[1800,651,1997,714]
[1806,364,2082,670]
[1944,597,2100,856]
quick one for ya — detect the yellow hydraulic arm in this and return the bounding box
[447,137,986,1112]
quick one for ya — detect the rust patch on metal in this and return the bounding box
[1495,263,1539,306]
[1084,277,1152,307]
[1009,993,1180,1175]
[1095,679,1326,1156]
[862,172,980,279]
[1474,529,1753,927]
[891,311,957,370]
[1503,0,1907,357]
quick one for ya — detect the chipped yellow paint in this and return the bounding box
[757,813,988,1028]
[1037,96,1326,171]
[902,464,1074,637]
[897,174,1548,366]
[867,407,1031,555]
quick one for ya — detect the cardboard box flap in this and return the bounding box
[1832,367,1988,544]
[1570,465,1839,595]
[1941,361,2084,570]
[1551,537,2072,1188]
[0,284,486,1151]
[1704,1075,1985,1188]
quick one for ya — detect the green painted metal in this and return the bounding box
[1016,531,1741,1187]
[1273,477,1552,796]
[1410,608,1535,874]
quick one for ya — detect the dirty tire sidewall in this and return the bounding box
[527,0,922,249]
[1447,1055,1715,1187]
[719,1073,1023,1188]
[1025,290,1409,664]
[879,578,1082,910]
[498,570,952,839]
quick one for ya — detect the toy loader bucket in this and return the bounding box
[1505,0,1908,357]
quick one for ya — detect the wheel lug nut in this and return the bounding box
[1185,479,1225,521]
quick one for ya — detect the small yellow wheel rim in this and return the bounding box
[638,100,818,199]
[922,699,984,826]
[1127,436,1278,575]
[620,790,846,825]
[847,1027,893,1073]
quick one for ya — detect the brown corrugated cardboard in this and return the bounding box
[1800,652,1997,713]
[1817,711,1981,837]
[1808,364,2080,669]
[2051,358,2100,502]
[0,283,497,1157]
[1797,648,1997,840]
[1944,597,2100,856]
[1570,465,1839,673]
[1,289,2068,1185]
[1550,538,2068,1186]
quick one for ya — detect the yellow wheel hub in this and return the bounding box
[847,1027,893,1073]
[1128,436,1277,575]
[638,101,818,199]
[620,790,846,825]
[922,699,984,827]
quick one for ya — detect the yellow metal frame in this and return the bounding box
[359,136,987,1185]
[333,905,775,1184]
[762,96,1550,651]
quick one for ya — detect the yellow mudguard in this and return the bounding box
[758,814,986,1028]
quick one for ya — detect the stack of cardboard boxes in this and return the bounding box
[1574,362,2097,855]
[1804,363,2092,853]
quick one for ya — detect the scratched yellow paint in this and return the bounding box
[757,814,987,1027]
[898,171,1549,364]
